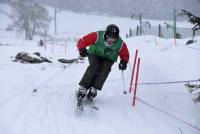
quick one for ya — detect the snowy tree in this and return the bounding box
[181,10,200,32]
[8,0,50,40]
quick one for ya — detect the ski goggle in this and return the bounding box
[106,35,117,42]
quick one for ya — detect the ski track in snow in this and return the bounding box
[0,40,200,134]
[0,38,200,134]
[0,3,200,134]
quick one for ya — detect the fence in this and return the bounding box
[128,25,200,39]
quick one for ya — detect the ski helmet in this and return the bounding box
[105,24,119,40]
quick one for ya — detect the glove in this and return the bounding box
[79,48,88,57]
[119,60,127,70]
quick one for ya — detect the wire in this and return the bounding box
[33,57,80,93]
[134,79,200,86]
[137,97,200,132]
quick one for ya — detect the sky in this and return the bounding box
[34,0,200,20]
[0,0,200,20]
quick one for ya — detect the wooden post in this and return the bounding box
[54,8,57,35]
[192,30,195,39]
[174,9,177,47]
[136,26,139,36]
[174,9,177,39]
[159,24,162,37]
[139,13,142,35]
[129,28,132,37]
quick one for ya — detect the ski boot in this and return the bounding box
[86,87,97,103]
[77,86,87,110]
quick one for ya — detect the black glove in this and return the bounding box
[79,48,88,57]
[119,60,127,70]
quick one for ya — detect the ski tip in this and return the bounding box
[33,89,38,93]
[77,106,84,111]
[90,105,99,110]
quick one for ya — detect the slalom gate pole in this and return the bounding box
[44,43,47,51]
[154,37,158,46]
[65,44,67,56]
[129,49,138,93]
[132,58,140,106]
[52,43,54,53]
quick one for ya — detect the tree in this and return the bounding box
[8,0,50,40]
[181,9,200,35]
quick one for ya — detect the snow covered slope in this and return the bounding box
[0,4,200,134]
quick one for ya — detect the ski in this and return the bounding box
[76,99,99,111]
[77,101,99,111]
[75,91,99,111]
[89,105,99,110]
[85,99,99,110]
[77,102,84,111]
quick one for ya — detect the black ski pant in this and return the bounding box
[79,54,114,90]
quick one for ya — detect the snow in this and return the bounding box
[0,3,200,134]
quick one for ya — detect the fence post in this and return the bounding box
[136,26,139,36]
[129,28,132,37]
[159,24,162,37]
[129,49,138,93]
[173,9,177,39]
[44,43,46,51]
[139,13,142,35]
[192,30,195,39]
[65,43,67,56]
[132,58,140,106]
[173,9,177,47]
[52,43,54,53]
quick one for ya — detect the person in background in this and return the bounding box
[39,39,44,47]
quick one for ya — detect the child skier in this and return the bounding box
[76,24,129,108]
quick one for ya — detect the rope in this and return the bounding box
[185,45,200,52]
[134,79,200,85]
[108,78,200,86]
[33,57,80,93]
[136,97,200,132]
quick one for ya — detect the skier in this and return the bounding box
[76,24,129,108]
[39,39,44,47]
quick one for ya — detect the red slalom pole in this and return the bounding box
[132,58,140,106]
[65,44,67,56]
[129,49,138,93]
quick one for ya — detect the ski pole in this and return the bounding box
[122,70,127,94]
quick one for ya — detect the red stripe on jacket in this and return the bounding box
[77,32,129,63]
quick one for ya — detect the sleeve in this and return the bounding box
[77,32,98,50]
[119,42,129,63]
